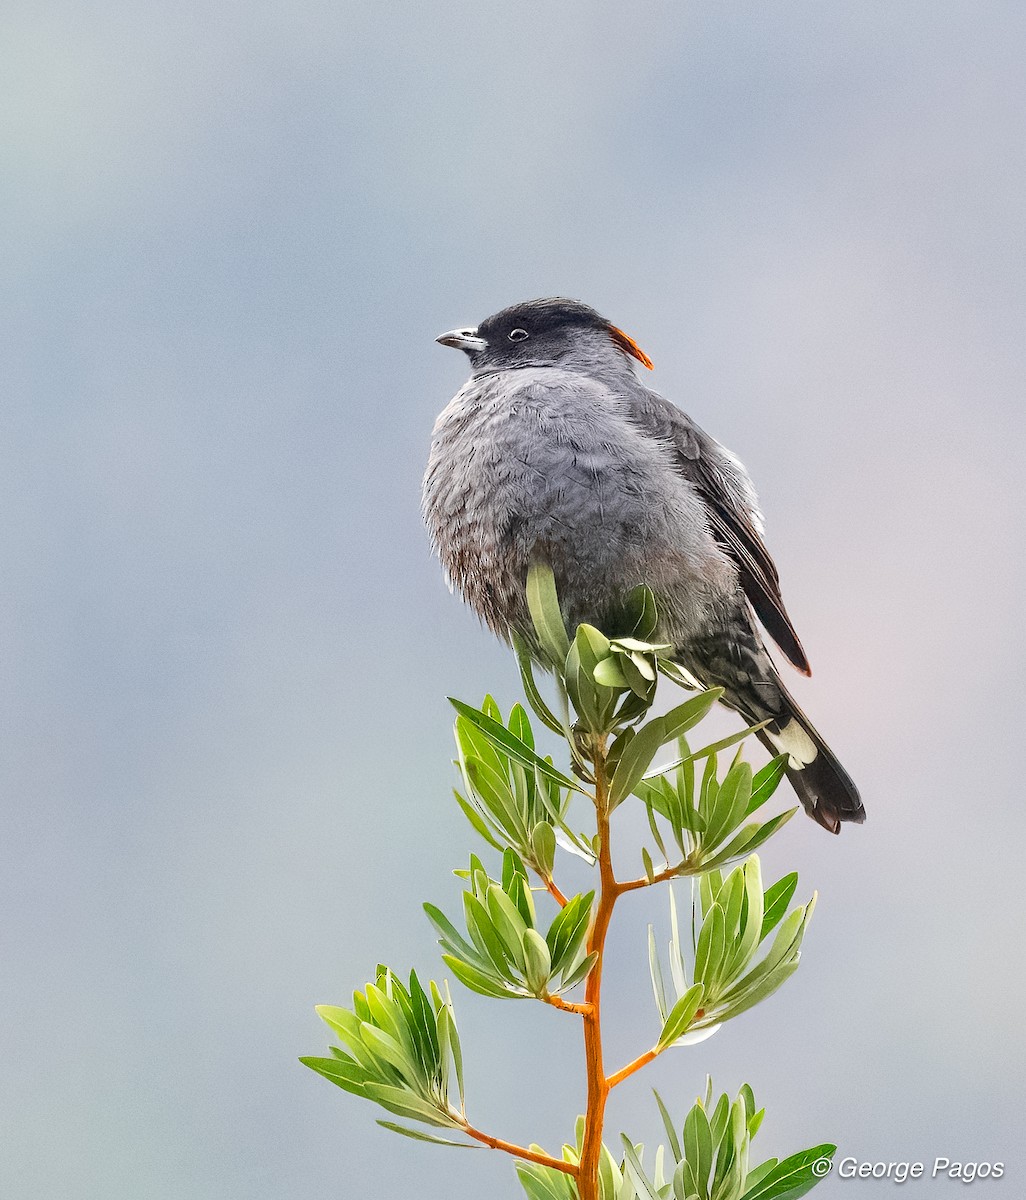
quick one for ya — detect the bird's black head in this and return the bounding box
[436,297,653,375]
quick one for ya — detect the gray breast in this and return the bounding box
[422,368,737,645]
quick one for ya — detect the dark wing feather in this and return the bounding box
[625,388,812,676]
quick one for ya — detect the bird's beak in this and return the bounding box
[436,327,487,353]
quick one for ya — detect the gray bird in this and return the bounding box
[422,297,864,833]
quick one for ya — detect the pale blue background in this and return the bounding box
[3,2,1024,1197]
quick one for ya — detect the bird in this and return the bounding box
[422,297,864,833]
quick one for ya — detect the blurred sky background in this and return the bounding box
[3,2,1025,1197]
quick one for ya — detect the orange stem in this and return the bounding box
[544,876,570,907]
[617,863,685,893]
[545,994,592,1016]
[577,740,617,1200]
[606,1047,658,1089]
[462,1123,578,1176]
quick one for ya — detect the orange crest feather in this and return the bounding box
[608,324,654,370]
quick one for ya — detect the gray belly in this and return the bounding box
[422,373,738,648]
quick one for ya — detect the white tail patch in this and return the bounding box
[769,720,818,768]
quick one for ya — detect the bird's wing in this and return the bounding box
[625,388,812,675]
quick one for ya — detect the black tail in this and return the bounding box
[755,686,865,834]
[679,628,865,834]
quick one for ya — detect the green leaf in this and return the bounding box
[648,925,668,1021]
[359,1023,415,1084]
[644,787,672,856]
[655,724,770,780]
[653,1090,682,1164]
[450,699,586,794]
[554,904,594,979]
[599,1140,624,1200]
[351,986,372,1024]
[697,869,721,921]
[683,1100,714,1197]
[424,903,483,967]
[668,886,688,997]
[744,1159,778,1192]
[463,892,515,976]
[609,720,668,808]
[698,811,797,872]
[300,1054,370,1095]
[621,1139,663,1200]
[628,649,657,681]
[674,1159,703,1200]
[614,681,652,715]
[455,711,509,781]
[315,1003,362,1043]
[637,773,703,837]
[502,846,530,892]
[702,760,753,850]
[513,631,565,734]
[441,954,517,999]
[536,773,587,852]
[660,690,724,741]
[724,859,763,980]
[698,756,719,827]
[324,1027,380,1081]
[718,865,746,943]
[613,636,669,653]
[568,626,621,730]
[361,1083,461,1127]
[721,895,815,1007]
[716,1098,749,1200]
[623,584,659,640]
[452,789,505,850]
[718,923,807,1016]
[693,903,726,993]
[658,982,705,1048]
[559,950,599,991]
[531,821,557,875]
[362,983,407,1048]
[761,874,799,940]
[407,972,440,1086]
[439,981,464,1107]
[663,775,693,850]
[376,1120,477,1148]
[746,756,788,816]
[526,562,571,667]
[546,892,594,973]
[739,1145,837,1200]
[611,692,723,806]
[659,658,703,690]
[486,884,531,966]
[466,757,528,843]
[508,702,535,748]
[718,960,801,1023]
[576,623,611,663]
[565,635,602,731]
[709,1093,730,1151]
[507,866,537,928]
[710,1098,739,1199]
[510,758,531,817]
[516,1162,576,1200]
[594,655,630,688]
[523,927,553,994]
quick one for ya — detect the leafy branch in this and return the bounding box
[425,849,598,1004]
[303,565,839,1199]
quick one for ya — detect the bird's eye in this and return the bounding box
[508,328,529,342]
